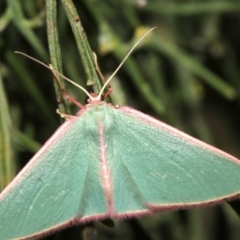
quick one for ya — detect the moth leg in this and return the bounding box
[103,86,113,99]
[93,52,112,99]
[49,64,85,109]
[60,88,85,109]
[56,109,77,119]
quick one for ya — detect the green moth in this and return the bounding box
[1,30,240,240]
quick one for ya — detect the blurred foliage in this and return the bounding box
[1,0,240,239]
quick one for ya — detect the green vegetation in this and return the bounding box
[1,0,240,239]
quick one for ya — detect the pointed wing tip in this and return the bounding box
[16,191,240,239]
[119,106,240,165]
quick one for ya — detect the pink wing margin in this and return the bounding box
[119,106,240,166]
[0,115,79,199]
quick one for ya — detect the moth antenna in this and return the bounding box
[14,51,93,100]
[98,27,156,98]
